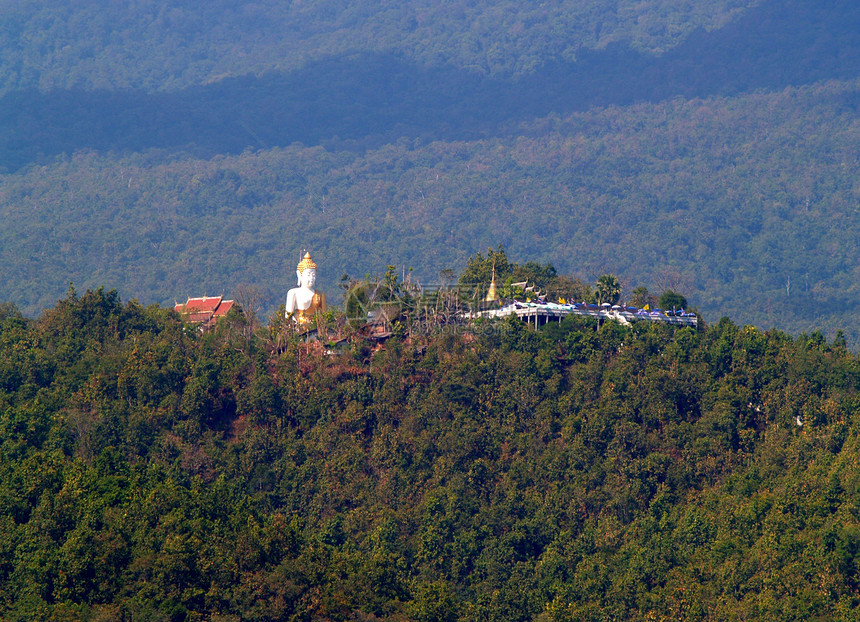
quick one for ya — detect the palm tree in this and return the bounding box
[595,274,622,305]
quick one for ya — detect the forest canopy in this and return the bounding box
[3,2,859,613]
[1,287,860,619]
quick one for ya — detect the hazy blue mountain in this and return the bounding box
[0,0,760,96]
[2,0,857,172]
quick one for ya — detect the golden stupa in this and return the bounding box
[484,263,499,302]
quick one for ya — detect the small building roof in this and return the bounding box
[175,296,235,330]
[213,299,235,317]
[175,296,223,314]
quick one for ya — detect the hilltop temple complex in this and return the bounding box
[174,251,696,335]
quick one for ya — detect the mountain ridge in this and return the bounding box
[2,0,858,172]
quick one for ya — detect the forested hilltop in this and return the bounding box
[1,0,859,344]
[2,289,860,620]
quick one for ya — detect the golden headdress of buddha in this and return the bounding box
[297,252,317,274]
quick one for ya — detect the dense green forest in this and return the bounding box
[1,0,859,343]
[2,288,860,620]
[4,2,860,617]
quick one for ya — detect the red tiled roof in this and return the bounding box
[175,296,235,328]
[177,296,223,313]
[213,300,235,317]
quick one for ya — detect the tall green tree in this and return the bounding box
[458,246,512,295]
[659,290,688,310]
[629,286,655,308]
[594,274,622,305]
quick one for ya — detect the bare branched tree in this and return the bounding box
[654,267,691,297]
[235,284,266,352]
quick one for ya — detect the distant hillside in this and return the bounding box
[2,79,859,343]
[0,0,759,96]
[2,0,857,172]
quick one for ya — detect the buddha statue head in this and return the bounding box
[296,252,317,290]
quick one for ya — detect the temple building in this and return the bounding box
[174,295,235,330]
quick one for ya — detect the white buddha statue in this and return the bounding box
[286,252,327,326]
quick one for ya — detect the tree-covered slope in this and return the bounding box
[2,290,860,620]
[2,79,859,342]
[0,0,759,96]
